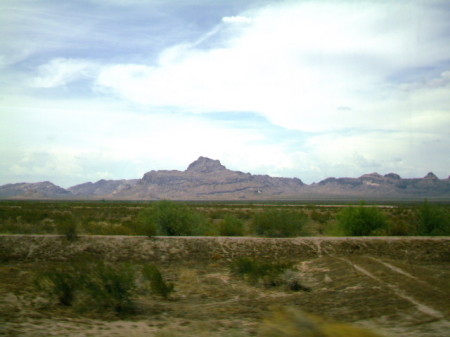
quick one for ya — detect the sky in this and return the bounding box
[1,0,450,188]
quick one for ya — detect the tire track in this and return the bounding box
[367,257,447,296]
[340,258,446,321]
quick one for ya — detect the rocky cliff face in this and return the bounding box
[116,157,305,199]
[313,171,450,197]
[68,179,139,197]
[1,157,449,200]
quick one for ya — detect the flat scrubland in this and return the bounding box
[1,199,449,237]
[0,201,449,336]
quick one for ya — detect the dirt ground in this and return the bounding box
[1,251,449,337]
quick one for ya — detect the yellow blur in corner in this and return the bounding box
[259,307,385,337]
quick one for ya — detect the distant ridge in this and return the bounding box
[1,157,449,200]
[0,181,71,199]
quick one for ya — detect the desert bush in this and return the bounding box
[386,220,412,236]
[82,262,137,314]
[189,211,211,235]
[137,209,158,236]
[310,210,332,224]
[84,221,136,236]
[233,209,253,220]
[336,204,388,236]
[218,214,245,236]
[230,257,295,288]
[35,261,138,314]
[142,265,174,299]
[138,200,210,236]
[251,209,307,237]
[415,200,450,236]
[0,220,40,234]
[0,209,57,234]
[121,219,145,235]
[56,217,79,241]
[207,209,226,220]
[0,201,147,235]
[35,265,83,306]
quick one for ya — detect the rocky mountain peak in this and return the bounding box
[360,172,382,179]
[186,156,227,173]
[384,173,401,180]
[1,158,450,200]
[424,172,438,180]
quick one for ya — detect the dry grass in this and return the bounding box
[0,200,447,336]
[260,307,384,337]
[0,243,449,336]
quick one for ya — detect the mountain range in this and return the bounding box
[1,156,450,200]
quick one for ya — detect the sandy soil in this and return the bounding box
[0,255,449,336]
[0,236,449,336]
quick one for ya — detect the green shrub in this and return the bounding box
[386,220,412,236]
[416,200,450,235]
[336,204,388,236]
[251,209,307,237]
[310,210,331,224]
[35,266,83,306]
[142,265,174,299]
[218,214,245,236]
[188,211,211,236]
[230,257,294,287]
[57,218,79,241]
[84,221,135,236]
[82,262,137,314]
[35,261,138,314]
[138,200,209,236]
[137,209,158,236]
[122,219,146,235]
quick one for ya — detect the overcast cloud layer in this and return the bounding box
[1,0,449,187]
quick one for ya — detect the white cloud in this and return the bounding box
[304,129,450,180]
[31,58,99,88]
[95,1,450,133]
[222,16,252,24]
[10,150,83,179]
[0,49,31,68]
[2,0,449,186]
[2,90,448,185]
[0,93,300,186]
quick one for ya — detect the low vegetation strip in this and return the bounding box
[1,200,449,237]
[0,235,449,263]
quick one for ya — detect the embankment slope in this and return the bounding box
[1,236,448,262]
